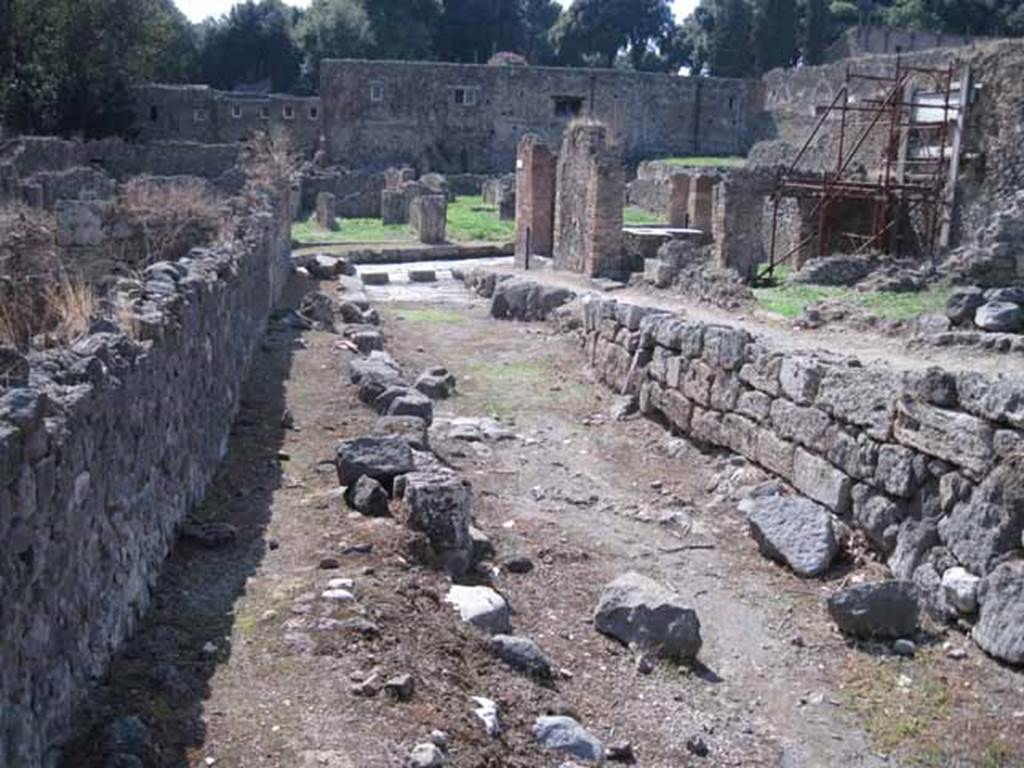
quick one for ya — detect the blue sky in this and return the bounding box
[176,0,700,24]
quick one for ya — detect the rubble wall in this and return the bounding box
[461,270,1024,636]
[0,191,292,766]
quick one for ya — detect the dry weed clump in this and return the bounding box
[243,130,297,195]
[118,177,225,267]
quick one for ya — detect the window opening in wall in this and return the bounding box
[192,108,208,123]
[370,83,384,102]
[283,105,295,120]
[454,87,478,106]
[149,105,159,122]
[232,104,243,119]
[260,105,270,119]
[728,97,735,110]
[309,105,319,120]
[553,96,584,118]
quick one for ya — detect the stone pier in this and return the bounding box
[514,135,557,268]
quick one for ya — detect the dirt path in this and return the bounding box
[64,273,1024,768]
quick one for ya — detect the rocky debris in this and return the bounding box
[490,278,575,321]
[299,291,336,330]
[387,390,434,425]
[338,300,366,324]
[437,416,517,443]
[532,716,604,763]
[789,255,876,286]
[973,560,1024,664]
[938,457,1024,574]
[686,735,710,757]
[745,495,837,577]
[975,301,1024,332]
[504,553,534,574]
[470,525,495,563]
[415,367,457,399]
[605,741,636,764]
[350,351,404,403]
[471,696,501,737]
[352,672,381,697]
[488,634,552,678]
[941,566,980,615]
[344,325,384,354]
[0,346,29,388]
[827,580,919,640]
[403,469,474,576]
[303,253,355,280]
[344,475,390,517]
[893,638,916,657]
[372,415,430,451]
[406,742,445,767]
[181,520,237,549]
[383,674,415,701]
[594,571,702,662]
[335,436,415,490]
[947,287,987,324]
[444,585,512,634]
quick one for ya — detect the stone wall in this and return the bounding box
[0,190,291,766]
[825,25,990,63]
[461,269,1024,663]
[552,122,626,279]
[320,59,757,173]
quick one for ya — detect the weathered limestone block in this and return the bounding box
[770,398,833,453]
[955,372,1024,429]
[736,389,772,422]
[778,357,825,405]
[660,389,693,432]
[709,372,742,411]
[721,413,758,457]
[681,360,715,406]
[792,448,852,514]
[316,191,339,231]
[974,560,1024,664]
[665,354,686,390]
[756,428,796,478]
[381,188,407,224]
[410,194,447,244]
[690,407,724,445]
[403,469,474,576]
[828,581,919,639]
[746,495,837,577]
[874,443,917,498]
[850,484,901,552]
[888,518,940,580]
[826,428,879,481]
[815,365,896,440]
[701,325,750,371]
[893,396,994,479]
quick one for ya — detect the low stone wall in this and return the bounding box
[0,190,291,765]
[460,269,1024,662]
[299,168,387,219]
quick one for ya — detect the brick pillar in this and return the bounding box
[668,174,690,228]
[688,174,715,236]
[514,135,557,267]
[552,121,627,279]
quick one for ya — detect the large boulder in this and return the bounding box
[444,585,511,633]
[387,390,434,425]
[335,436,415,491]
[402,469,474,576]
[372,415,429,451]
[945,286,986,325]
[827,580,919,639]
[975,301,1024,332]
[973,560,1024,664]
[490,279,575,321]
[532,716,604,764]
[593,572,702,662]
[746,495,837,577]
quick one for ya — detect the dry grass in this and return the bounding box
[243,130,298,195]
[118,177,224,267]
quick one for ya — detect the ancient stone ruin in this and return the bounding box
[3,33,1024,768]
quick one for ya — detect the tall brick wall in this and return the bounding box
[0,190,292,766]
[553,122,626,279]
[515,134,558,266]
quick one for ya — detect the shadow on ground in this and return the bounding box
[59,279,310,768]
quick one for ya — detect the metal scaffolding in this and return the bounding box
[761,56,970,280]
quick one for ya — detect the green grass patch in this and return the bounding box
[753,274,953,321]
[394,308,467,325]
[291,195,513,245]
[446,195,515,242]
[655,156,747,169]
[623,205,665,225]
[460,360,589,419]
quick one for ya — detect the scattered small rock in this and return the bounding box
[686,735,709,757]
[444,586,511,634]
[893,639,916,657]
[827,580,919,640]
[532,716,604,763]
[406,742,445,767]
[318,557,340,570]
[471,696,501,737]
[488,635,552,678]
[504,554,534,574]
[606,740,636,764]
[384,674,416,701]
[344,475,391,517]
[352,673,381,697]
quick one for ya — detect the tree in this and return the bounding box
[708,0,754,77]
[436,0,526,62]
[804,0,828,64]
[523,0,562,63]
[551,0,674,69]
[363,0,441,60]
[0,0,198,136]
[753,0,798,72]
[199,0,303,92]
[294,0,371,87]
